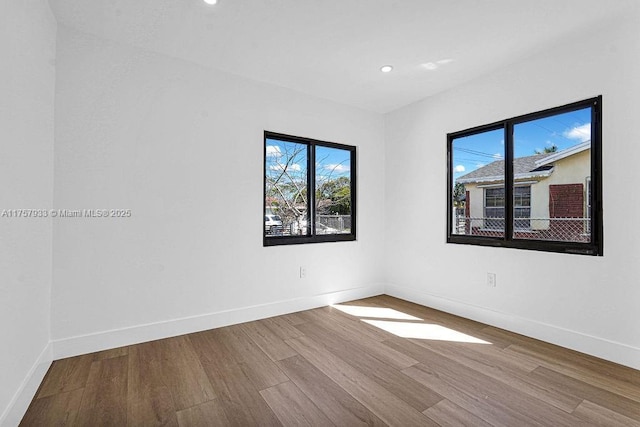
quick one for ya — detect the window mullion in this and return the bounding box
[504,122,514,241]
[308,143,315,237]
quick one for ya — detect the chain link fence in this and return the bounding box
[454,215,590,243]
[267,215,352,236]
[316,215,351,234]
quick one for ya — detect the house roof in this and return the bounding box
[456,140,592,185]
[535,140,590,167]
[456,153,553,184]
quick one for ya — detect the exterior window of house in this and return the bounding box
[448,96,602,255]
[264,131,356,246]
[483,186,530,231]
[484,187,505,231]
[513,186,531,229]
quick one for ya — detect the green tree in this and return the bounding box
[316,176,351,215]
[453,182,465,208]
[535,145,558,154]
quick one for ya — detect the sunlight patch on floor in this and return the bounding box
[362,319,491,344]
[331,304,422,321]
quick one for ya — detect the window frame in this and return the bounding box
[264,131,357,246]
[585,176,592,234]
[447,96,603,256]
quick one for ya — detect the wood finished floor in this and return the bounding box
[21,295,640,426]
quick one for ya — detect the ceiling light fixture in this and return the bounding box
[380,65,393,73]
[203,0,217,5]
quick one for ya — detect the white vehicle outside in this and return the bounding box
[264,214,283,234]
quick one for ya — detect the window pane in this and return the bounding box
[452,129,505,237]
[315,146,352,235]
[513,108,591,242]
[265,139,309,237]
[484,188,505,231]
[514,186,531,229]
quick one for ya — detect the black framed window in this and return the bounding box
[448,96,602,255]
[264,131,356,246]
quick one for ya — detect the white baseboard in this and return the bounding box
[0,343,53,427]
[385,283,640,370]
[53,284,385,360]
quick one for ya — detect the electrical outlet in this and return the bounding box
[299,266,307,279]
[487,272,496,287]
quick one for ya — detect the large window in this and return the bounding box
[264,131,356,246]
[448,97,602,255]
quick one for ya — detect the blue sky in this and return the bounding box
[453,107,591,179]
[266,139,351,184]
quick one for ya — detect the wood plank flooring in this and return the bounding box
[20,295,640,426]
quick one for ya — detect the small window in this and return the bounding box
[513,186,531,230]
[483,187,506,233]
[448,97,602,255]
[264,131,356,246]
[480,186,531,233]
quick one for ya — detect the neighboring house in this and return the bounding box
[456,141,591,241]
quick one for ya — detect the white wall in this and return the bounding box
[51,27,385,355]
[384,10,640,369]
[0,0,56,424]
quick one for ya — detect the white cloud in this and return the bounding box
[269,163,302,172]
[493,153,503,159]
[454,165,465,173]
[266,145,282,158]
[475,162,485,168]
[323,163,349,173]
[563,123,591,142]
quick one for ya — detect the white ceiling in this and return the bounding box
[49,0,635,113]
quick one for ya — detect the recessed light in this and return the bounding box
[380,65,393,73]
[203,0,217,5]
[422,62,438,70]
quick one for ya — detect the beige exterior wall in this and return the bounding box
[543,149,591,189]
[466,183,482,220]
[529,179,548,229]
